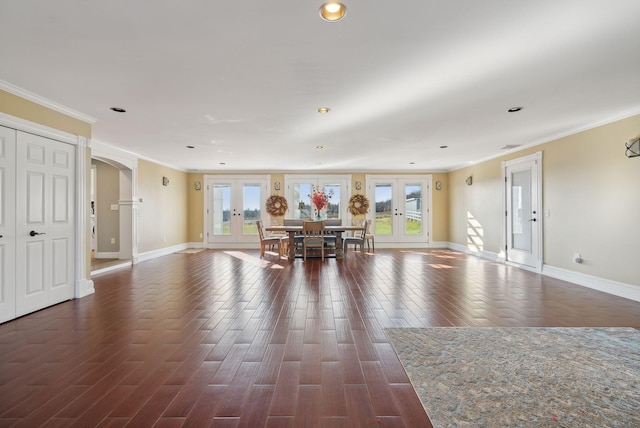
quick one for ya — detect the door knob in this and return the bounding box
[528,218,537,222]
[29,230,46,237]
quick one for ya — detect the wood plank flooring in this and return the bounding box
[1,249,639,427]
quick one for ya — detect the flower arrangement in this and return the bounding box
[265,195,288,216]
[311,186,331,211]
[348,194,369,216]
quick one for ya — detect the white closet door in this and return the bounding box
[0,126,16,323]
[15,131,75,317]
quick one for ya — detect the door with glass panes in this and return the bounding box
[284,175,350,221]
[205,176,269,245]
[366,175,430,244]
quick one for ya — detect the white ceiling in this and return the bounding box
[1,0,639,172]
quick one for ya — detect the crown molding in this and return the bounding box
[0,79,96,124]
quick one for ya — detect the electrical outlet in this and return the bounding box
[111,238,116,244]
[199,233,203,239]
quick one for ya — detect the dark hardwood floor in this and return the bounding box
[1,249,639,427]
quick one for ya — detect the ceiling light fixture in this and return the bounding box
[319,2,347,22]
[507,106,523,113]
[317,107,330,113]
[316,145,324,149]
[110,107,126,113]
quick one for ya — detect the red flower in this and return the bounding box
[311,187,330,211]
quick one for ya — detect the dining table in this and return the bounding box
[265,225,365,260]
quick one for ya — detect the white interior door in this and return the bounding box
[0,126,17,323]
[504,152,542,270]
[15,131,75,317]
[205,175,269,246]
[367,175,430,245]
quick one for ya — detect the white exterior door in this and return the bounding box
[504,152,542,271]
[15,131,75,317]
[0,127,17,323]
[205,175,269,247]
[366,175,430,245]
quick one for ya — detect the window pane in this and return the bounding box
[375,184,393,235]
[213,184,231,235]
[404,184,422,235]
[243,184,261,235]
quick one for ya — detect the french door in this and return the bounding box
[284,175,350,220]
[366,175,430,245]
[503,152,542,271]
[204,175,269,246]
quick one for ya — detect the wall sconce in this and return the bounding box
[194,181,201,191]
[162,176,170,186]
[435,181,442,190]
[466,176,473,186]
[355,181,362,190]
[274,181,281,191]
[625,136,640,158]
[298,200,306,210]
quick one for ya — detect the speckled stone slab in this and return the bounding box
[385,327,640,428]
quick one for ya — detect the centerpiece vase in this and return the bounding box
[314,209,324,221]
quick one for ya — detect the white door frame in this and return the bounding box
[366,174,432,248]
[204,174,270,248]
[502,151,543,272]
[0,112,95,300]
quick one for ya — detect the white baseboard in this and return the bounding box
[543,265,640,303]
[447,242,504,262]
[76,278,95,298]
[446,242,640,303]
[94,252,119,259]
[136,243,190,263]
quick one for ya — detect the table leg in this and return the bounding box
[335,231,344,259]
[288,231,295,260]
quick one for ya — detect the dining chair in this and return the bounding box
[302,220,326,261]
[256,220,282,258]
[364,219,375,252]
[343,219,367,255]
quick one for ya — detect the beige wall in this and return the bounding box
[0,90,91,137]
[137,159,189,253]
[93,160,120,253]
[185,171,449,242]
[188,173,205,243]
[449,114,640,286]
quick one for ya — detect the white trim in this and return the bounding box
[0,112,79,145]
[75,135,95,298]
[448,242,504,262]
[543,265,640,303]
[94,252,120,259]
[501,152,543,273]
[136,243,190,262]
[91,261,132,276]
[448,107,640,173]
[0,80,96,124]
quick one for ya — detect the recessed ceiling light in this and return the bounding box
[186,145,195,149]
[409,162,416,165]
[319,2,346,22]
[317,107,330,113]
[219,162,226,165]
[316,145,324,149]
[440,145,448,149]
[110,107,126,113]
[507,106,523,113]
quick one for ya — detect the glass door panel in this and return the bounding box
[212,184,231,236]
[374,184,393,236]
[205,176,268,246]
[243,184,261,237]
[404,183,422,236]
[367,175,430,244]
[511,170,532,252]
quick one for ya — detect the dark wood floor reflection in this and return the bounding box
[1,249,639,427]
